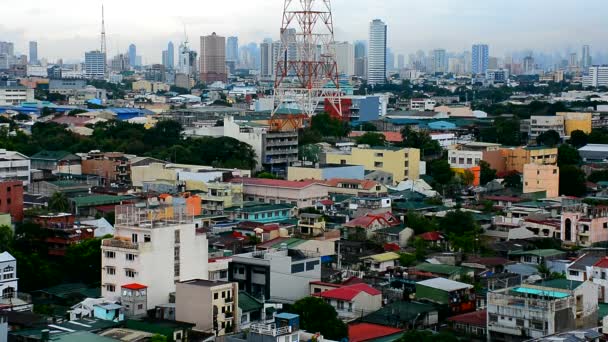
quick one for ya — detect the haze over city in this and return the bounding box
[2,0,608,63]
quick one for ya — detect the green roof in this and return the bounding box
[238,291,263,313]
[599,303,608,318]
[509,249,565,258]
[48,180,91,188]
[30,150,77,160]
[536,279,583,291]
[225,202,293,213]
[362,301,437,327]
[69,195,133,208]
[34,283,100,299]
[414,263,469,276]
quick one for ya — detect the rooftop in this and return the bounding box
[232,178,323,189]
[238,291,263,312]
[416,277,473,292]
[414,263,470,276]
[348,323,403,342]
[225,202,294,213]
[317,283,381,301]
[179,279,233,287]
[509,249,565,258]
[447,309,487,327]
[361,251,401,263]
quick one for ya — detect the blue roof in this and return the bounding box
[428,121,457,130]
[276,313,299,320]
[511,287,569,299]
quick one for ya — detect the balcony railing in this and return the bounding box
[102,239,138,250]
[250,323,292,336]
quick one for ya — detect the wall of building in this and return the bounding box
[287,165,365,181]
[176,281,238,335]
[0,181,23,222]
[523,164,559,198]
[269,254,321,303]
[242,184,329,209]
[557,112,592,135]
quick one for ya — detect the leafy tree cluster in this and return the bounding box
[400,127,442,157]
[289,297,347,340]
[299,113,351,145]
[478,117,522,146]
[355,132,386,146]
[0,119,258,170]
[557,143,586,197]
[536,130,561,147]
[475,101,570,119]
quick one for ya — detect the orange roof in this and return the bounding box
[324,178,380,190]
[349,131,403,143]
[348,323,403,342]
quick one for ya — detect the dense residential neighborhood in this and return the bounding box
[1,1,608,342]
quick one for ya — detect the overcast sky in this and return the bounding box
[2,0,607,63]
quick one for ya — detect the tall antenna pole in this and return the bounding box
[101,4,107,55]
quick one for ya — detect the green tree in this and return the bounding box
[414,237,428,260]
[150,335,167,342]
[439,210,479,235]
[64,238,102,285]
[536,130,561,147]
[48,192,69,212]
[0,225,13,252]
[557,144,582,167]
[503,172,522,190]
[355,132,386,146]
[495,117,522,146]
[559,165,587,197]
[358,122,378,131]
[299,144,322,163]
[589,170,608,183]
[400,127,441,157]
[480,161,497,185]
[405,212,439,235]
[256,172,279,179]
[398,252,417,266]
[461,169,475,186]
[568,130,588,148]
[310,113,350,138]
[428,159,454,185]
[290,297,348,340]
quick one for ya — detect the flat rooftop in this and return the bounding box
[179,279,232,287]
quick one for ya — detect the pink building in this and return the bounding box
[231,178,329,209]
[561,199,608,247]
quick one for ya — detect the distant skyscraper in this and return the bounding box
[162,50,169,69]
[569,52,578,68]
[333,42,354,76]
[0,42,14,56]
[472,44,489,74]
[582,45,592,69]
[85,50,106,79]
[397,54,405,69]
[167,42,175,69]
[200,32,227,83]
[128,44,137,67]
[583,66,608,88]
[523,55,535,74]
[368,19,387,85]
[226,36,239,63]
[431,49,447,74]
[29,41,38,65]
[386,48,395,71]
[178,40,192,75]
[260,38,274,80]
[354,41,366,78]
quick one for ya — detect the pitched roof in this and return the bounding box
[569,254,601,271]
[232,178,322,189]
[593,256,608,269]
[466,257,511,267]
[30,150,77,161]
[0,251,15,263]
[349,131,404,143]
[447,309,487,327]
[509,249,565,258]
[344,212,400,229]
[318,283,381,301]
[418,231,443,241]
[324,178,381,190]
[362,252,401,263]
[238,291,263,312]
[348,323,403,342]
[416,277,473,292]
[414,263,469,276]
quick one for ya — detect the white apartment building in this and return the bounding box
[430,133,457,149]
[0,149,30,186]
[332,41,355,77]
[410,98,436,111]
[448,142,501,169]
[583,66,608,88]
[0,252,17,298]
[0,85,34,106]
[367,19,387,85]
[101,205,208,308]
[528,115,565,140]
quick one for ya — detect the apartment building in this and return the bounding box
[527,116,565,141]
[590,257,608,303]
[131,162,250,189]
[557,112,592,135]
[325,146,420,185]
[30,150,82,178]
[322,178,387,197]
[287,163,365,181]
[315,283,382,320]
[0,149,30,186]
[0,252,18,299]
[0,82,34,106]
[81,152,131,187]
[201,182,243,215]
[562,199,608,247]
[101,205,208,308]
[523,164,559,198]
[0,181,24,222]
[228,249,321,303]
[176,279,239,335]
[448,142,501,170]
[410,98,436,111]
[487,280,598,341]
[500,146,558,174]
[233,178,329,209]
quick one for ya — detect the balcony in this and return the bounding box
[250,323,292,337]
[488,323,523,336]
[266,140,298,147]
[102,239,138,250]
[265,148,299,156]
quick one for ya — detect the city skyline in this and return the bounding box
[1,0,607,64]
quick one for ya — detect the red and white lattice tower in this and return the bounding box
[272,0,343,119]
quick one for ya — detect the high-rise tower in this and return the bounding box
[368,19,387,85]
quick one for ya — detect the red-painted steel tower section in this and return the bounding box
[272,0,343,119]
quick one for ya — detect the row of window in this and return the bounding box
[105,251,137,261]
[105,266,137,278]
[291,260,319,274]
[213,290,232,300]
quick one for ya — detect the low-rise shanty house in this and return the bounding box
[298,213,326,237]
[447,309,487,339]
[507,249,567,266]
[323,178,388,197]
[233,221,282,242]
[361,252,401,272]
[415,277,476,316]
[33,213,97,256]
[462,257,513,276]
[315,283,383,321]
[30,150,82,179]
[69,194,134,216]
[343,211,401,239]
[566,253,601,282]
[411,263,474,281]
[482,195,523,209]
[361,301,439,329]
[373,226,408,246]
[591,256,608,303]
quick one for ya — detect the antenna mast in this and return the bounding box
[101,4,107,54]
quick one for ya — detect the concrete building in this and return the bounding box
[556,112,592,135]
[131,162,250,190]
[0,149,30,186]
[315,283,382,320]
[287,163,365,181]
[0,252,18,299]
[81,152,131,187]
[431,49,448,74]
[367,19,387,85]
[325,146,420,185]
[416,278,475,315]
[28,41,38,65]
[176,279,239,335]
[448,142,501,170]
[333,42,355,76]
[583,66,608,88]
[499,146,558,174]
[561,199,608,247]
[260,39,274,80]
[200,33,227,83]
[233,178,328,209]
[201,182,244,215]
[30,150,82,178]
[487,279,598,341]
[410,98,436,111]
[84,50,106,79]
[0,82,34,106]
[523,164,559,198]
[472,44,489,75]
[101,205,209,308]
[591,257,608,303]
[229,248,321,304]
[0,180,24,222]
[527,115,566,141]
[132,80,170,93]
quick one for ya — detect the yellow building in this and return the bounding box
[324,147,420,185]
[557,112,592,135]
[502,146,558,174]
[523,163,559,198]
[132,80,170,93]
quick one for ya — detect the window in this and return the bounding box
[125,269,136,278]
[291,263,305,273]
[466,158,472,165]
[106,267,116,275]
[340,159,346,165]
[126,254,136,261]
[105,251,116,259]
[337,301,344,310]
[348,302,353,312]
[238,267,245,275]
[137,304,143,310]
[306,260,319,271]
[459,158,465,164]
[553,169,557,174]
[604,222,608,229]
[106,284,116,292]
[6,199,10,205]
[569,270,579,276]
[174,230,181,243]
[214,292,219,300]
[144,234,151,243]
[374,162,383,167]
[374,153,384,157]
[222,291,226,298]
[451,157,456,163]
[132,234,138,243]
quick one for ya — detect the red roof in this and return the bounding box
[342,277,365,286]
[317,283,381,301]
[319,199,334,206]
[447,309,487,327]
[348,323,403,342]
[383,243,400,252]
[343,212,400,229]
[349,131,403,143]
[122,283,147,290]
[418,231,443,241]
[594,257,608,268]
[324,178,381,190]
[231,178,321,189]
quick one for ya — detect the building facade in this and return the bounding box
[234,178,329,209]
[0,149,30,186]
[523,164,559,198]
[200,33,227,83]
[472,44,489,75]
[84,51,106,79]
[367,19,387,85]
[0,180,24,222]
